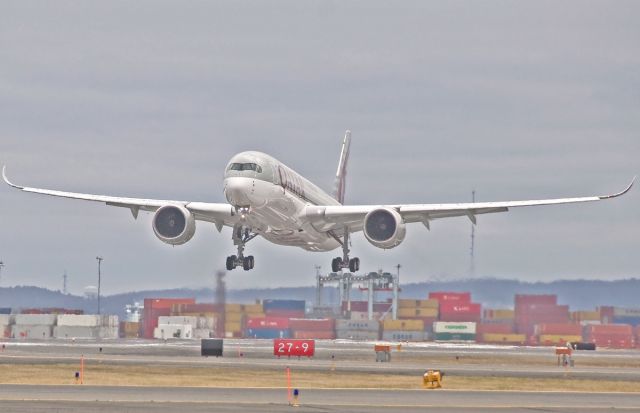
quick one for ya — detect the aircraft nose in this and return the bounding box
[224,177,253,207]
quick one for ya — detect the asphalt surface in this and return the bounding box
[0,385,639,413]
[1,338,640,381]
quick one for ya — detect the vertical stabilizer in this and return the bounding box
[333,130,351,204]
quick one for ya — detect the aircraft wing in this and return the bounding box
[2,166,236,229]
[305,178,635,233]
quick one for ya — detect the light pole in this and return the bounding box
[0,261,4,285]
[96,257,103,315]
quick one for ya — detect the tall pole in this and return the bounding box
[96,257,103,315]
[470,190,476,276]
[0,261,4,285]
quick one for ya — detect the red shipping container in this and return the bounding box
[293,330,336,340]
[144,298,196,310]
[477,323,515,334]
[439,302,481,314]
[514,295,557,307]
[598,306,615,323]
[398,316,438,331]
[288,318,335,331]
[586,324,632,335]
[172,303,223,314]
[535,323,582,336]
[246,317,290,329]
[142,307,170,339]
[429,292,471,303]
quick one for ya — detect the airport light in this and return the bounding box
[0,261,4,285]
[96,256,103,315]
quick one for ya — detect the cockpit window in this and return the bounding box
[228,163,262,173]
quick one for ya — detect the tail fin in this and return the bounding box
[333,130,351,204]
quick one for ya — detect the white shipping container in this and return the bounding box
[11,325,53,339]
[336,319,380,332]
[433,322,477,334]
[15,314,57,326]
[381,330,426,341]
[336,330,380,340]
[54,326,99,338]
[193,329,213,339]
[613,307,640,317]
[158,316,198,327]
[197,317,217,330]
[154,324,193,339]
[0,315,13,325]
[57,315,101,327]
[350,311,384,321]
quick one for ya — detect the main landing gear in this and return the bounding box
[226,224,257,271]
[331,227,360,273]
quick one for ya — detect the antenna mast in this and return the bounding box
[470,190,476,276]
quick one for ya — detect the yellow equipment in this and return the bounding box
[423,370,443,389]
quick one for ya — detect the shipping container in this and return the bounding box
[336,330,380,340]
[514,294,557,307]
[613,307,640,317]
[0,308,11,315]
[597,306,615,324]
[585,324,633,335]
[263,309,305,319]
[571,311,601,322]
[58,315,117,328]
[336,319,379,332]
[143,298,195,339]
[171,303,222,314]
[244,303,264,313]
[11,325,52,339]
[293,330,336,339]
[397,299,439,309]
[14,314,57,326]
[119,321,140,338]
[433,322,477,334]
[398,317,438,332]
[612,316,640,327]
[245,328,291,339]
[535,323,582,336]
[382,319,424,331]
[428,292,471,303]
[349,311,384,321]
[433,332,476,342]
[225,303,244,312]
[538,334,583,346]
[224,322,243,332]
[224,312,245,323]
[54,326,118,339]
[382,330,426,341]
[289,318,335,331]
[483,309,515,320]
[397,308,438,318]
[193,329,214,339]
[477,323,514,335]
[154,324,193,339]
[481,333,526,344]
[246,317,290,329]
[343,301,391,313]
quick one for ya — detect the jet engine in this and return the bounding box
[152,205,196,245]
[363,207,406,249]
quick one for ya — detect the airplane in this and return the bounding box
[2,131,635,272]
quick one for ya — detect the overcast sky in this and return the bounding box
[1,1,638,295]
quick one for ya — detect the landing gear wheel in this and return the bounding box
[226,255,236,271]
[247,255,255,270]
[349,257,360,273]
[331,257,342,273]
[243,256,253,271]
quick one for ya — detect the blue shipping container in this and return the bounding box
[245,328,291,339]
[0,308,11,315]
[262,300,305,311]
[612,316,640,326]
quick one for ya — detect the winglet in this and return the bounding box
[2,166,24,189]
[599,176,636,200]
[333,130,351,204]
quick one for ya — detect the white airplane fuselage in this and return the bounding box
[223,151,341,252]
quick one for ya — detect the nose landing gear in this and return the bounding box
[330,227,360,273]
[226,224,257,271]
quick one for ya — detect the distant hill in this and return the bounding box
[1,278,639,319]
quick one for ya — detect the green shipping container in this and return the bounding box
[434,332,476,342]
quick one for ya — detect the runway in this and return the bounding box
[0,385,639,413]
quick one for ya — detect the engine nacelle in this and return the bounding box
[363,207,406,249]
[152,205,196,245]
